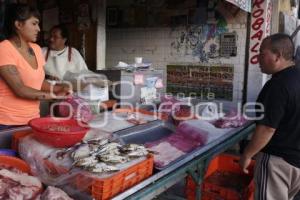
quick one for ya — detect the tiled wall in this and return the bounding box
[106,14,248,103]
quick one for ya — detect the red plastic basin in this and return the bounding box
[29,117,89,148]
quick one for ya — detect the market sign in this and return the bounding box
[225,0,252,13]
[249,0,272,65]
[246,0,272,102]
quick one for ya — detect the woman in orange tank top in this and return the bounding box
[0,3,72,129]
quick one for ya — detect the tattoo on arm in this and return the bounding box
[0,65,50,100]
[35,94,46,100]
[0,66,23,88]
[7,66,20,75]
[0,65,21,82]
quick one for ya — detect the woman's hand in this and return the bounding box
[41,80,72,99]
[53,83,73,99]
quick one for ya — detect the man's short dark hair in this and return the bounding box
[266,33,294,61]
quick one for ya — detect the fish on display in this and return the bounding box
[93,142,121,155]
[99,154,129,164]
[119,143,155,155]
[73,156,98,168]
[60,140,152,174]
[71,143,90,160]
[56,138,110,160]
[87,163,119,173]
[127,148,149,158]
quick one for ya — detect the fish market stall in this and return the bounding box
[0,106,254,200]
[112,121,255,200]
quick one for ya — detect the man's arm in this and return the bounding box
[239,124,275,173]
[0,65,53,100]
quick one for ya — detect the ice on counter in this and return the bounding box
[115,61,129,68]
[115,61,152,69]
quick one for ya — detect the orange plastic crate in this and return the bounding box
[75,154,154,200]
[100,100,117,110]
[11,130,32,151]
[186,154,255,200]
[0,155,31,174]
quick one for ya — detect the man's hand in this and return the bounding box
[239,125,276,174]
[239,155,252,174]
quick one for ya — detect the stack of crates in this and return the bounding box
[186,154,255,200]
[75,155,154,200]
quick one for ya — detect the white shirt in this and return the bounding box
[42,47,88,80]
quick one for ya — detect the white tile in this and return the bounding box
[233,24,241,29]
[233,73,240,83]
[234,65,244,74]
[141,39,151,47]
[226,24,233,29]
[219,57,231,64]
[238,48,246,56]
[246,72,264,102]
[153,46,165,56]
[239,56,245,65]
[248,64,261,73]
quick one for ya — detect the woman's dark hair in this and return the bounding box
[51,24,69,45]
[3,3,40,38]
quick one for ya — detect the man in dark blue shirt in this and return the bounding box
[240,33,300,200]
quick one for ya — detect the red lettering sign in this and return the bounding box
[251,30,263,41]
[251,42,260,53]
[253,0,264,9]
[252,18,264,31]
[250,55,259,64]
[252,9,263,18]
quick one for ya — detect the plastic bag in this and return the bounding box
[173,121,208,150]
[145,120,212,168]
[40,186,74,200]
[18,134,147,199]
[158,95,181,114]
[177,120,229,143]
[63,70,109,95]
[199,103,221,120]
[213,110,247,128]
[19,135,94,199]
[58,95,93,123]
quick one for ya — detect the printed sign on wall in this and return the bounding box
[134,73,144,85]
[167,65,234,101]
